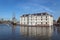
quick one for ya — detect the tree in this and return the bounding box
[57,17,60,23]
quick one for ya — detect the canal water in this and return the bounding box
[0,24,60,40]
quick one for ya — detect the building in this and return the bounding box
[20,12,53,26]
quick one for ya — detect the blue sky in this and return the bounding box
[0,0,60,20]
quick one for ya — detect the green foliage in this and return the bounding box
[57,17,60,23]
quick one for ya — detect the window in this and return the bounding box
[31,19,32,21]
[41,16,42,18]
[46,16,47,18]
[36,22,37,24]
[31,16,32,18]
[31,22,32,25]
[41,19,42,21]
[41,22,43,24]
[36,17,37,21]
[46,19,47,21]
[46,22,47,24]
[31,16,32,21]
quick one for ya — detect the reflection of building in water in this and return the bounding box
[56,27,60,34]
[20,26,53,37]
[20,12,53,26]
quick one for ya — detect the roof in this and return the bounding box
[21,12,53,17]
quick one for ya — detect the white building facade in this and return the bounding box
[20,12,53,26]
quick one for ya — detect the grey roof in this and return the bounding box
[21,12,53,17]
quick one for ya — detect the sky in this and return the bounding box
[0,0,60,21]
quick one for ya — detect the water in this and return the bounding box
[0,24,60,40]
